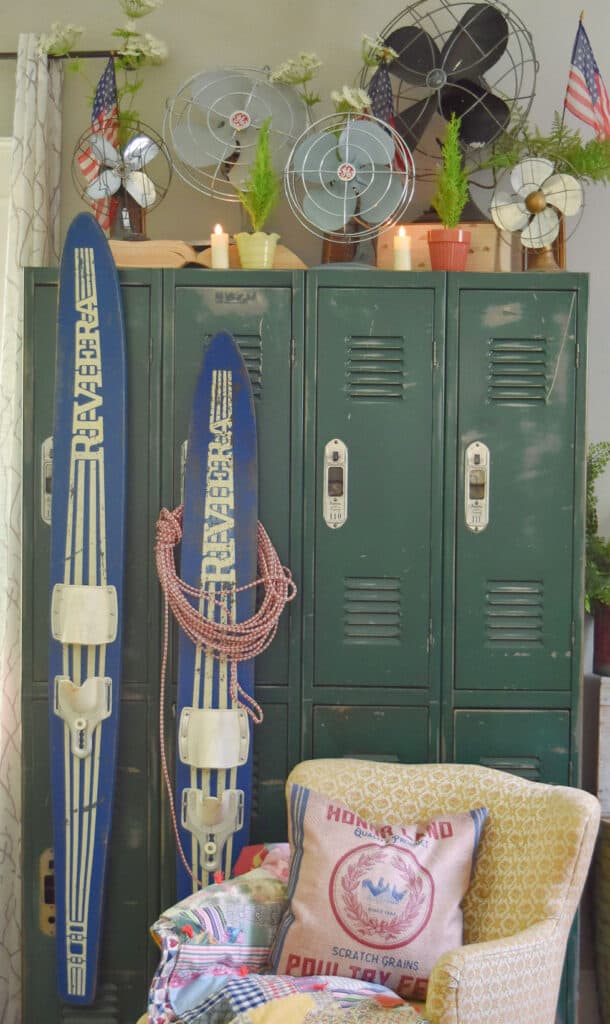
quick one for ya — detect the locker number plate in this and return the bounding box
[323,439,348,529]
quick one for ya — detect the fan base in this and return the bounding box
[523,246,562,272]
[109,189,148,242]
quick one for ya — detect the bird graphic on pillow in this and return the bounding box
[362,877,406,902]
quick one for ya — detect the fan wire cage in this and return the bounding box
[284,112,416,245]
[163,66,308,201]
[360,0,537,171]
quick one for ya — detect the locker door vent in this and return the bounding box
[236,335,263,398]
[485,580,543,645]
[346,337,405,401]
[343,577,401,643]
[488,338,547,404]
[60,981,119,1021]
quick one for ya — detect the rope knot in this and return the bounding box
[155,505,184,548]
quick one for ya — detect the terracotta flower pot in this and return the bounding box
[235,231,280,269]
[427,228,471,271]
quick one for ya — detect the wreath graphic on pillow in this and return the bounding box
[330,847,434,948]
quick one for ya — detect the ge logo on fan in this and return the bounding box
[337,162,356,182]
[229,111,251,131]
[329,845,434,949]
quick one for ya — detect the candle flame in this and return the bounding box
[398,226,406,238]
[214,223,223,235]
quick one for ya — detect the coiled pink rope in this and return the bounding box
[154,504,296,883]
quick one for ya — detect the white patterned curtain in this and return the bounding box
[0,34,62,1024]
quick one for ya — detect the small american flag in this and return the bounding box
[367,63,408,173]
[564,21,610,139]
[78,57,120,229]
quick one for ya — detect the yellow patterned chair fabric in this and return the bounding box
[287,759,600,1024]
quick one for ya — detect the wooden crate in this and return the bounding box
[376,221,520,272]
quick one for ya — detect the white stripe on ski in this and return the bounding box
[189,368,237,887]
[60,244,107,996]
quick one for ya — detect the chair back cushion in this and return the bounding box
[287,760,600,945]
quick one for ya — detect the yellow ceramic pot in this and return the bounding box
[235,231,280,269]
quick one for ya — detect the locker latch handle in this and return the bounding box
[323,439,348,529]
[41,437,53,525]
[465,441,490,532]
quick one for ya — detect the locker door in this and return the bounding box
[305,272,445,760]
[449,279,586,693]
[164,271,303,843]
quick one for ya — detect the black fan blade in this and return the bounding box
[385,26,441,84]
[439,80,510,146]
[441,3,509,80]
[394,95,436,149]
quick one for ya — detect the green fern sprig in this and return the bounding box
[430,113,469,229]
[236,119,281,232]
[483,110,610,184]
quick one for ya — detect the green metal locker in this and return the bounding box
[22,267,588,1023]
[161,270,305,855]
[303,271,446,764]
[443,273,588,784]
[22,268,305,1021]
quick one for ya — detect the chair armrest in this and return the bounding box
[425,919,564,1024]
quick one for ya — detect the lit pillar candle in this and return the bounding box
[211,223,229,269]
[393,226,411,270]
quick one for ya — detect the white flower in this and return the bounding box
[270,51,322,85]
[39,22,84,57]
[331,85,371,114]
[118,0,163,17]
[118,31,168,66]
[361,33,399,67]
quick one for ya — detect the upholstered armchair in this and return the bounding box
[289,760,600,1024]
[142,760,600,1024]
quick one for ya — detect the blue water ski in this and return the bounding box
[176,330,258,898]
[48,212,126,1003]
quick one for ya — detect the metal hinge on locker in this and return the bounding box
[323,439,348,528]
[464,441,490,532]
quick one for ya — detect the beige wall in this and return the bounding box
[1,0,610,521]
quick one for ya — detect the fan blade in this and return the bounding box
[190,71,255,116]
[302,182,357,233]
[521,207,560,249]
[293,131,340,183]
[172,119,235,167]
[123,134,160,171]
[258,80,308,142]
[510,158,555,198]
[439,80,510,146]
[385,25,441,84]
[393,95,436,150]
[357,171,404,225]
[227,156,254,188]
[490,191,529,232]
[441,3,509,80]
[85,168,121,200]
[89,133,119,166]
[124,170,157,208]
[542,173,584,216]
[338,120,395,167]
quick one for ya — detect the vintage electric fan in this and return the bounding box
[360,0,537,168]
[72,121,171,238]
[284,112,415,249]
[489,157,583,270]
[164,66,307,201]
